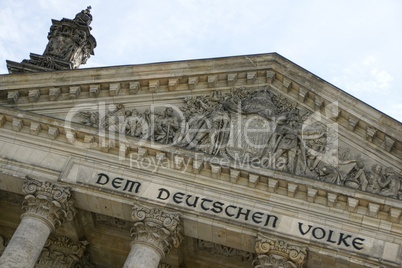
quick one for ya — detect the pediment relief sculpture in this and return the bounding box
[73,87,402,200]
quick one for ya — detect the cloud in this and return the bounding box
[332,56,393,94]
[382,102,402,123]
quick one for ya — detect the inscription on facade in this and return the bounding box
[90,172,368,250]
[298,222,365,250]
[157,188,278,229]
[96,173,141,193]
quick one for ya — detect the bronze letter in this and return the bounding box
[211,201,224,214]
[252,211,264,224]
[157,188,170,200]
[352,237,365,250]
[172,192,185,204]
[298,222,313,236]
[97,173,109,185]
[112,177,124,189]
[123,180,141,193]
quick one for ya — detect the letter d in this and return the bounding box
[157,188,170,200]
[97,173,109,185]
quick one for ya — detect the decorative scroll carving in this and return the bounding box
[130,204,183,257]
[22,176,76,230]
[254,234,307,268]
[197,239,254,262]
[36,236,92,268]
[7,7,96,73]
[73,86,402,200]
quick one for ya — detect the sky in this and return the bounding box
[0,0,401,122]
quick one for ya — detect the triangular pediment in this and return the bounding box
[0,53,401,201]
[2,53,402,267]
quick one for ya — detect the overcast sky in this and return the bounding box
[0,0,401,122]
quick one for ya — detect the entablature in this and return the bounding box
[0,104,401,227]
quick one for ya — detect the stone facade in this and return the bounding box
[0,9,401,268]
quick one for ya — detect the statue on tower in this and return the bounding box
[6,7,97,73]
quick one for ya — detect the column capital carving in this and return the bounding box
[130,204,183,257]
[36,236,92,268]
[254,233,307,268]
[22,176,76,230]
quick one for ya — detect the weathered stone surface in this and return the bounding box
[36,236,92,268]
[0,217,51,268]
[6,6,96,73]
[0,52,401,267]
[0,178,76,268]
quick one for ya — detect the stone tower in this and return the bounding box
[6,6,96,73]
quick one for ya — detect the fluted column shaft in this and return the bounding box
[0,217,51,268]
[0,177,76,268]
[123,204,183,268]
[124,244,161,268]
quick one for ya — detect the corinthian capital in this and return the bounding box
[130,204,183,257]
[254,233,307,268]
[22,176,76,230]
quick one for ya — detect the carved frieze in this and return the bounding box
[36,236,92,268]
[130,204,183,257]
[72,86,402,200]
[0,190,24,204]
[22,176,76,230]
[94,213,131,231]
[254,234,307,268]
[197,239,254,262]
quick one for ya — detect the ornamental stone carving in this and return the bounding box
[130,204,183,257]
[73,87,402,200]
[0,190,24,204]
[94,213,131,231]
[254,234,307,268]
[22,176,76,230]
[7,7,96,73]
[36,236,92,268]
[197,239,254,262]
[157,263,172,268]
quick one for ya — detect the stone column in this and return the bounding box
[123,204,183,268]
[36,236,91,268]
[253,233,308,268]
[0,177,76,268]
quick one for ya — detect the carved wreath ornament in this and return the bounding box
[74,87,402,200]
